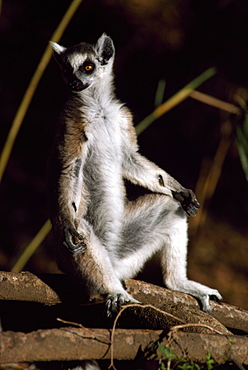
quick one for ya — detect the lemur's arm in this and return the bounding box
[50,112,88,256]
[56,157,86,255]
[122,121,200,217]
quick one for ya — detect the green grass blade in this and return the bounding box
[11,220,52,272]
[154,79,166,107]
[135,67,217,136]
[0,0,83,182]
[236,111,248,182]
[7,0,83,271]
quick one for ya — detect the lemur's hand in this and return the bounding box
[172,189,200,217]
[63,222,86,256]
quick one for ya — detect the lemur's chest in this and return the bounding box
[83,106,123,162]
[82,108,124,195]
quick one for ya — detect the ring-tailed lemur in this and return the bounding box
[48,34,222,316]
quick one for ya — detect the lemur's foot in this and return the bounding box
[63,226,86,256]
[167,279,222,314]
[105,292,140,318]
[172,189,200,217]
[198,289,223,314]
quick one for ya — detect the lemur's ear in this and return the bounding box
[50,41,66,55]
[95,34,115,65]
[50,42,67,66]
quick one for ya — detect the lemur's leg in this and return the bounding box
[56,218,139,317]
[158,204,222,313]
[114,193,222,313]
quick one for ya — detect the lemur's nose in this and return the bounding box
[68,77,88,92]
[69,78,82,91]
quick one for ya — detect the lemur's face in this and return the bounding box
[51,35,115,92]
[61,47,98,92]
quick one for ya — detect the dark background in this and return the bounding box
[1,0,248,309]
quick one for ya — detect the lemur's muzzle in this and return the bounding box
[69,77,89,92]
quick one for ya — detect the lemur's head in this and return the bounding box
[50,34,115,92]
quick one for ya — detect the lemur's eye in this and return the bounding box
[81,61,95,74]
[85,65,93,72]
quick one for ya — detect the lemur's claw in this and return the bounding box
[63,241,86,256]
[105,292,140,318]
[200,291,223,314]
[63,227,86,256]
[185,203,200,217]
[172,189,200,217]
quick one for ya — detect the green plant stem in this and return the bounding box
[0,0,83,182]
[11,219,52,272]
[135,67,216,136]
[7,0,83,272]
[154,79,166,107]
